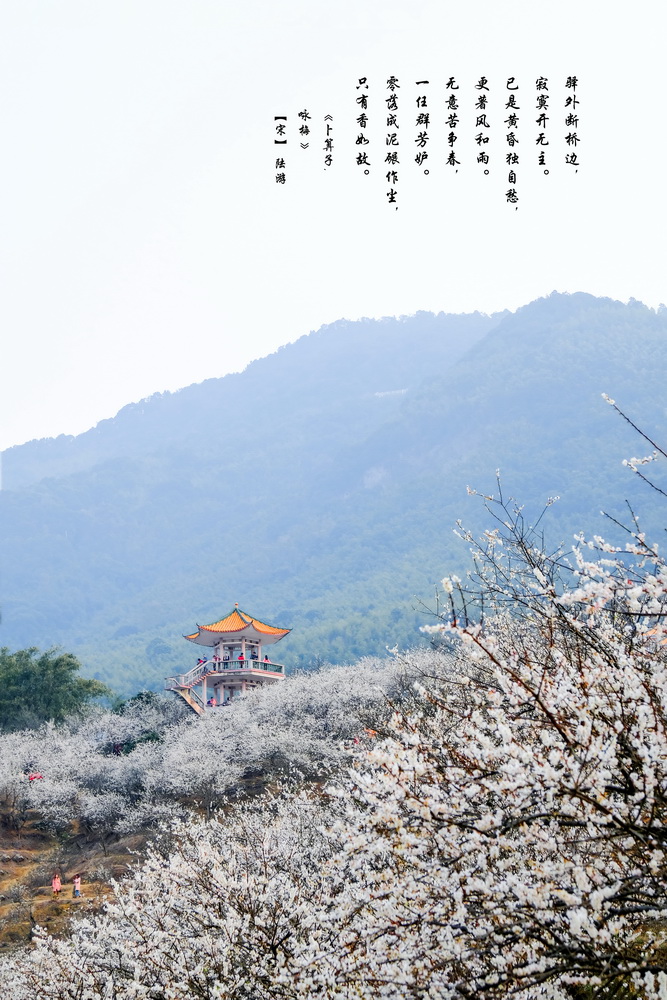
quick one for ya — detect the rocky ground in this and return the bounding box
[0,808,149,950]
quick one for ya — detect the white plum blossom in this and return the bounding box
[2,422,667,998]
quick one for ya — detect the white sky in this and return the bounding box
[0,0,664,450]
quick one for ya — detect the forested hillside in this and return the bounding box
[1,293,665,694]
[2,484,667,998]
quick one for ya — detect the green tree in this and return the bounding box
[0,647,111,731]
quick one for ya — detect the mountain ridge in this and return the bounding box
[1,292,665,694]
[2,309,502,492]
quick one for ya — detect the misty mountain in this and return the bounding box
[1,293,665,694]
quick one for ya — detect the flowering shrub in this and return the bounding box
[0,655,403,842]
[6,506,666,999]
[3,406,667,999]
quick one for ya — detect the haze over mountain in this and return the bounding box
[2,292,665,694]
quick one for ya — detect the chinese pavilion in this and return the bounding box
[165,604,290,715]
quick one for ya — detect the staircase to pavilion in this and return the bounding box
[165,662,207,716]
[174,688,205,716]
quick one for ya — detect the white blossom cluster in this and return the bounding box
[2,492,667,997]
[0,656,404,841]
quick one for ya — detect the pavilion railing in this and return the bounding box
[210,660,285,674]
[166,661,285,691]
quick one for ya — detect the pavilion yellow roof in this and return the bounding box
[184,606,291,647]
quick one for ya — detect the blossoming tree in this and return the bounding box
[3,402,667,1000]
